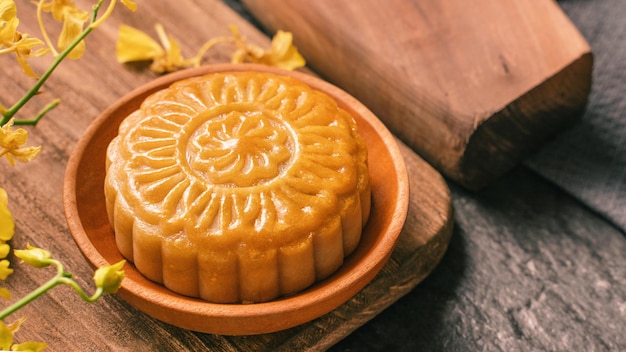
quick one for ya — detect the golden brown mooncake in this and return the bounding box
[104,71,371,303]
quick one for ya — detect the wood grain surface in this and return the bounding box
[0,0,452,350]
[241,0,593,190]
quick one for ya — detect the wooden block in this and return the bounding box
[241,0,593,189]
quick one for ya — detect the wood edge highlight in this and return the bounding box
[457,52,594,190]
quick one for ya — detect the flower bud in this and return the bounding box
[14,244,52,268]
[93,260,126,294]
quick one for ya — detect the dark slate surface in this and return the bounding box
[527,0,626,234]
[222,1,626,350]
[331,167,626,351]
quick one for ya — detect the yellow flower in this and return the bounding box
[116,23,305,73]
[0,318,46,351]
[264,30,306,70]
[0,119,41,166]
[0,287,10,299]
[8,33,48,78]
[0,318,23,350]
[116,23,190,73]
[38,0,89,59]
[93,260,125,294]
[0,0,49,78]
[0,188,14,242]
[230,26,305,70]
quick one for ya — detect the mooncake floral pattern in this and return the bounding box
[105,71,370,302]
[188,110,293,187]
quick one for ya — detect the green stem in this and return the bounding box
[0,1,105,127]
[89,0,113,29]
[0,258,104,320]
[13,99,60,126]
[0,261,67,320]
[59,277,104,303]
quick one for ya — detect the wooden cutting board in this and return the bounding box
[241,0,593,190]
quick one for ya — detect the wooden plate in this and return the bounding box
[63,64,409,335]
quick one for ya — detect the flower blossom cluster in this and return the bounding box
[0,0,135,350]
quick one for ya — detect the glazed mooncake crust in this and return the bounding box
[105,71,370,303]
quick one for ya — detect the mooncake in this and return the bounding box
[104,71,370,303]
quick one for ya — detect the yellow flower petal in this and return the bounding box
[116,24,164,63]
[0,317,26,350]
[270,30,294,57]
[0,0,16,22]
[1,121,27,146]
[0,243,10,258]
[0,188,14,242]
[12,341,48,352]
[15,47,39,78]
[0,287,10,299]
[7,145,41,164]
[265,30,305,70]
[0,118,42,165]
[57,12,87,59]
[0,320,13,350]
[41,0,87,23]
[0,16,18,46]
[150,30,187,73]
[39,0,88,58]
[120,0,137,12]
[0,259,13,280]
